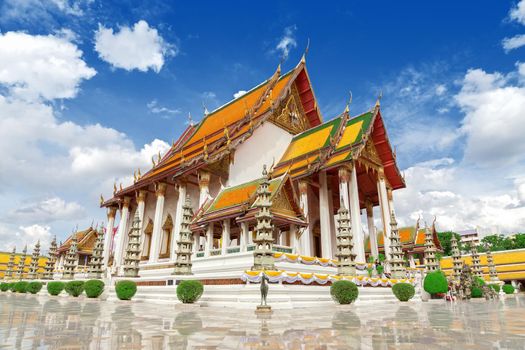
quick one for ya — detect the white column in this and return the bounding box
[103,207,117,268]
[338,167,351,211]
[349,163,365,263]
[280,231,288,246]
[149,182,167,263]
[248,228,254,245]
[366,200,379,259]
[290,224,300,254]
[298,181,312,256]
[409,254,416,268]
[387,188,395,214]
[377,168,391,260]
[136,190,147,254]
[240,222,248,252]
[113,197,131,268]
[319,171,333,259]
[205,224,213,257]
[171,181,186,260]
[198,170,210,208]
[193,232,200,255]
[221,219,230,255]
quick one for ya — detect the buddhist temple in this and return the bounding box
[56,227,99,273]
[99,57,406,279]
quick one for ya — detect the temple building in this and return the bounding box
[100,57,405,276]
[55,227,99,273]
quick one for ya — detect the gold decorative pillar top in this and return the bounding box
[298,180,309,196]
[387,188,393,201]
[365,199,374,217]
[198,170,211,188]
[122,196,131,209]
[136,189,148,203]
[155,182,167,197]
[377,167,385,180]
[107,207,117,219]
[338,166,350,183]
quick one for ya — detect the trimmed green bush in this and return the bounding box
[423,271,448,295]
[27,281,43,294]
[392,283,416,302]
[65,281,85,297]
[475,277,486,286]
[176,280,204,304]
[489,284,500,293]
[502,284,515,294]
[376,265,384,276]
[14,281,29,293]
[0,283,9,292]
[47,281,65,296]
[8,283,16,292]
[84,280,105,298]
[471,286,483,298]
[330,280,359,304]
[115,280,137,300]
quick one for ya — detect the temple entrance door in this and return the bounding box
[313,220,321,258]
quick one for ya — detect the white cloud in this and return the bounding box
[233,90,247,99]
[147,99,181,118]
[0,31,96,100]
[94,20,176,73]
[7,197,85,224]
[502,34,525,52]
[456,67,525,167]
[509,0,525,25]
[275,26,297,60]
[0,223,52,252]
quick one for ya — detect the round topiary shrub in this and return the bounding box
[65,281,85,297]
[502,284,515,294]
[8,283,16,292]
[115,280,137,300]
[47,281,65,296]
[0,283,9,292]
[392,283,416,302]
[14,281,29,293]
[330,280,359,304]
[475,277,486,286]
[84,280,105,298]
[27,281,43,294]
[471,286,483,298]
[423,271,448,295]
[176,280,204,304]
[489,284,500,293]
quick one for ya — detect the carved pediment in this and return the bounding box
[360,139,382,166]
[270,84,309,134]
[271,190,296,217]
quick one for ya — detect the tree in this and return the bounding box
[512,233,525,249]
[437,231,462,256]
[480,234,513,251]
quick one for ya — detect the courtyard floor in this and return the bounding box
[0,293,524,349]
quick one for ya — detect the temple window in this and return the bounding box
[141,219,154,260]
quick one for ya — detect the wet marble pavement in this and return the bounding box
[1,293,525,349]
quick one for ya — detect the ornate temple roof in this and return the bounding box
[57,227,99,255]
[193,174,306,229]
[365,223,443,254]
[103,58,323,206]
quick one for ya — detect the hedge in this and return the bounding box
[471,286,483,298]
[176,280,204,304]
[330,280,359,304]
[392,283,416,302]
[115,280,137,300]
[84,280,105,298]
[65,281,85,297]
[47,281,65,296]
[502,284,515,294]
[423,271,448,295]
[14,281,29,293]
[27,281,43,294]
[0,283,9,292]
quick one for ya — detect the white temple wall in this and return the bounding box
[228,122,292,186]
[142,195,157,229]
[162,185,179,224]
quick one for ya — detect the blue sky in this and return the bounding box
[0,0,525,250]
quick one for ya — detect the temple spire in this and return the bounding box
[335,201,356,275]
[4,247,16,280]
[486,250,499,282]
[450,235,463,282]
[16,245,27,280]
[62,233,78,280]
[88,224,105,279]
[27,241,41,280]
[470,242,483,278]
[123,212,141,278]
[173,195,195,275]
[252,165,276,271]
[423,225,439,272]
[388,211,406,279]
[43,237,57,280]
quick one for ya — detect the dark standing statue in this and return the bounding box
[260,274,269,306]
